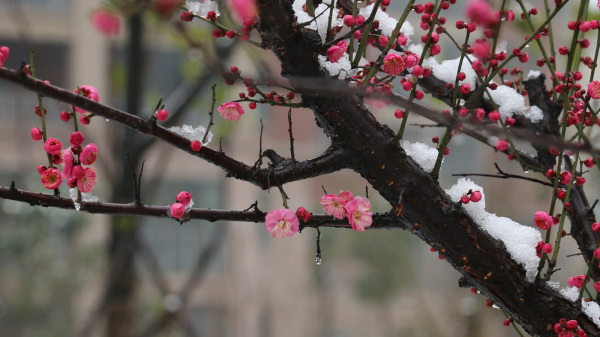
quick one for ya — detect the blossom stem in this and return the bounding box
[29,52,54,169]
[352,0,382,68]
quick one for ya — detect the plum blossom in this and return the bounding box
[44,138,62,155]
[346,196,372,231]
[91,9,121,36]
[74,85,100,114]
[217,102,245,121]
[567,274,587,288]
[41,168,63,189]
[466,0,498,28]
[62,149,74,179]
[382,53,406,76]
[588,81,600,99]
[321,194,347,219]
[77,168,97,193]
[186,0,220,18]
[170,203,186,218]
[533,211,553,230]
[229,0,258,21]
[265,208,299,239]
[70,131,85,146]
[176,191,192,206]
[0,46,9,67]
[80,143,99,165]
[327,41,348,63]
[296,207,311,222]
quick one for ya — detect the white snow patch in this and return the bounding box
[445,178,541,282]
[69,188,99,211]
[318,54,356,79]
[169,124,213,146]
[526,70,541,80]
[559,285,579,301]
[359,3,413,38]
[185,0,220,18]
[547,280,560,290]
[292,0,343,43]
[407,43,423,56]
[488,85,543,123]
[425,56,477,88]
[559,286,600,327]
[400,140,440,173]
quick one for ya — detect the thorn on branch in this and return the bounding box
[321,185,328,195]
[243,201,260,213]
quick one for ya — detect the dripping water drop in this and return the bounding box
[316,256,322,265]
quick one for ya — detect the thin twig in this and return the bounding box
[452,163,553,187]
[202,84,217,144]
[288,108,295,161]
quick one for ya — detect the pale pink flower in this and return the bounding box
[74,85,100,113]
[229,0,258,21]
[0,46,9,67]
[80,143,98,165]
[217,102,245,121]
[170,203,186,218]
[588,81,600,99]
[466,0,498,28]
[533,211,552,230]
[44,138,62,155]
[176,191,192,206]
[473,39,491,61]
[77,168,96,193]
[41,168,63,189]
[345,196,372,231]
[338,191,354,204]
[321,194,347,219]
[327,41,348,63]
[91,8,121,36]
[62,149,74,179]
[265,208,299,239]
[382,53,406,76]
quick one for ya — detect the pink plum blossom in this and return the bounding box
[91,8,121,36]
[265,208,299,239]
[534,211,553,230]
[382,53,406,76]
[170,203,186,218]
[338,191,354,204]
[176,191,192,206]
[44,138,62,155]
[31,127,42,141]
[217,102,245,121]
[495,139,508,152]
[156,109,168,121]
[345,196,372,231]
[74,85,100,114]
[466,0,498,28]
[0,46,9,67]
[77,168,97,193]
[296,207,311,222]
[62,149,74,179]
[229,0,258,21]
[41,168,63,189]
[567,274,587,288]
[326,41,348,63]
[69,131,85,146]
[321,194,347,219]
[80,143,98,165]
[588,81,600,99]
[72,165,85,179]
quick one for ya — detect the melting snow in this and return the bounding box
[169,124,213,146]
[400,140,440,173]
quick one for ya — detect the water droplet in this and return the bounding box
[106,119,110,122]
[492,304,500,309]
[316,256,322,265]
[524,170,529,174]
[74,202,80,211]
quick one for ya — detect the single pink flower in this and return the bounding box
[91,8,121,36]
[265,208,300,239]
[560,171,572,184]
[588,81,600,99]
[41,168,63,189]
[382,53,406,76]
[69,131,85,146]
[473,39,491,61]
[170,203,186,218]
[495,139,508,152]
[62,149,74,179]
[0,46,9,67]
[229,0,258,21]
[176,191,192,206]
[156,109,168,121]
[77,167,97,193]
[73,85,100,114]
[217,102,245,121]
[326,41,348,63]
[338,191,354,204]
[534,211,553,230]
[296,207,311,222]
[72,165,85,179]
[346,196,372,231]
[466,0,498,28]
[190,140,202,151]
[321,194,347,219]
[80,143,98,165]
[470,191,482,202]
[31,127,42,141]
[44,138,62,155]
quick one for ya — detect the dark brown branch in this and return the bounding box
[453,163,554,187]
[0,67,350,188]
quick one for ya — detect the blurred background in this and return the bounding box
[0,0,599,336]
